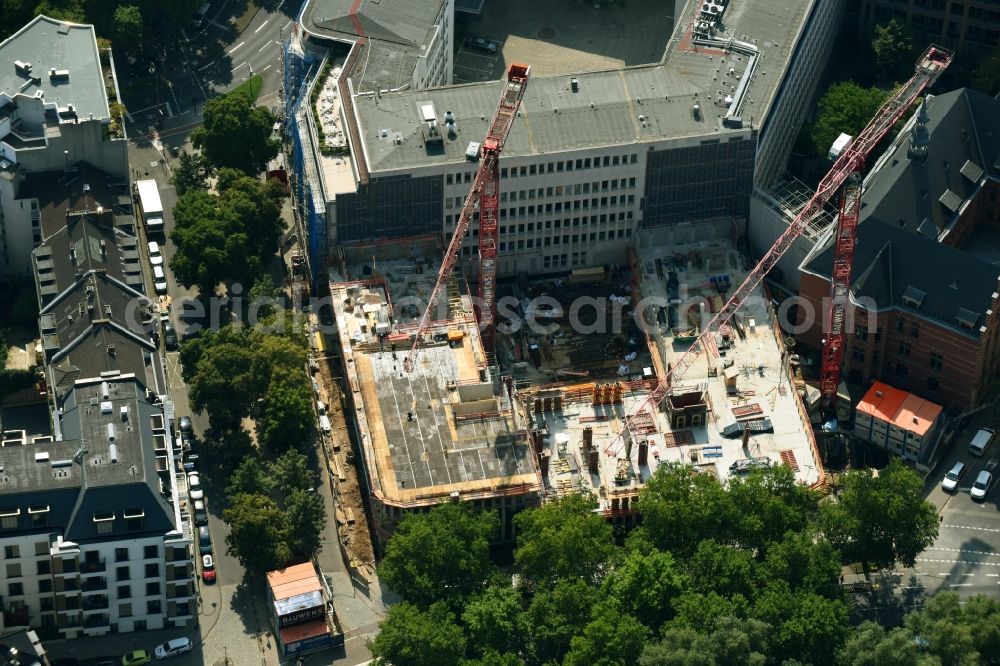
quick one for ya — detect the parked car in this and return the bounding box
[163,321,178,350]
[147,241,163,266]
[970,428,996,457]
[941,461,966,493]
[464,36,498,53]
[193,499,207,526]
[82,657,119,666]
[188,473,203,500]
[121,651,151,666]
[972,470,993,501]
[202,553,216,584]
[153,637,193,659]
[198,525,213,555]
[152,265,168,294]
[178,416,193,441]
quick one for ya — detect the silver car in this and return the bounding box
[971,470,993,501]
[941,461,966,493]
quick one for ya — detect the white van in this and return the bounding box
[969,428,995,457]
[319,414,332,434]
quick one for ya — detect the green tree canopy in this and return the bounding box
[640,616,770,666]
[171,151,214,196]
[258,367,315,455]
[688,539,757,600]
[514,492,615,586]
[836,621,924,666]
[637,464,736,556]
[971,52,1000,97]
[564,599,648,666]
[379,502,497,608]
[368,601,467,666]
[524,578,600,665]
[285,487,326,561]
[110,5,142,57]
[727,465,820,553]
[820,459,938,569]
[461,585,527,658]
[602,547,687,629]
[223,492,292,573]
[193,88,279,175]
[810,83,888,157]
[760,530,841,598]
[872,19,914,86]
[753,582,850,666]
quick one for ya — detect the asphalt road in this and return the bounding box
[910,411,1000,599]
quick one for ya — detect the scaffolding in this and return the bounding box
[758,176,837,241]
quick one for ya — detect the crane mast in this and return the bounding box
[404,63,530,373]
[604,45,953,457]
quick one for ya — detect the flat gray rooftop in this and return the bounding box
[352,0,814,173]
[302,0,445,49]
[0,15,110,122]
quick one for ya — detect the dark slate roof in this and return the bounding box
[20,165,132,239]
[0,377,175,543]
[804,88,1000,338]
[859,89,999,236]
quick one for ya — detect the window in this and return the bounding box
[116,566,130,582]
[34,541,47,556]
[118,584,131,599]
[854,324,868,342]
[0,509,19,530]
[8,582,23,596]
[910,322,920,338]
[40,597,53,611]
[898,341,912,357]
[146,581,161,596]
[146,600,161,615]
[39,579,52,593]
[37,560,50,575]
[895,318,905,332]
[927,376,940,391]
[930,351,944,371]
[119,602,133,618]
[896,364,909,378]
[93,511,114,535]
[115,548,129,563]
[4,545,19,558]
[29,504,49,527]
[144,563,159,578]
[143,545,158,560]
[7,562,21,577]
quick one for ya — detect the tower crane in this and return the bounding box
[605,44,953,457]
[404,63,531,373]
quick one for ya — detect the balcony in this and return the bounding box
[80,560,107,575]
[57,615,82,630]
[55,579,81,595]
[81,577,108,594]
[53,561,79,576]
[82,595,109,613]
[169,565,191,582]
[82,613,111,632]
[167,601,194,620]
[167,546,189,563]
[2,605,30,629]
[56,598,81,612]
[167,583,194,600]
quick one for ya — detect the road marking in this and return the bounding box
[925,547,1000,556]
[283,19,292,30]
[257,43,270,53]
[231,61,247,72]
[255,19,269,33]
[197,61,215,72]
[260,64,272,72]
[950,583,974,587]
[988,574,1000,577]
[227,41,245,54]
[960,572,976,576]
[942,523,1000,533]
[919,558,1000,566]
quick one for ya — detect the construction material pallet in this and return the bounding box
[732,403,763,419]
[663,430,696,447]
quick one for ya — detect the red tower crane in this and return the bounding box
[404,63,531,373]
[605,44,953,457]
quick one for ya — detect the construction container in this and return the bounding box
[588,449,599,474]
[638,440,648,465]
[447,329,464,342]
[583,427,593,450]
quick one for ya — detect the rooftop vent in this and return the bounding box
[49,68,69,80]
[35,451,50,463]
[14,60,32,74]
[570,78,579,93]
[901,286,926,308]
[957,308,979,329]
[939,189,963,213]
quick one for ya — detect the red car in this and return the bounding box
[202,554,216,584]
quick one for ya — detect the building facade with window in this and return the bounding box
[852,0,1000,57]
[0,16,128,277]
[854,381,944,462]
[798,89,1000,409]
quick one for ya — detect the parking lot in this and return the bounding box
[911,412,1000,599]
[452,0,675,83]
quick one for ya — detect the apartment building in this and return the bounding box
[0,169,194,639]
[0,15,127,276]
[798,89,1000,409]
[853,0,1000,55]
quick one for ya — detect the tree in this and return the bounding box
[760,530,841,598]
[111,5,143,56]
[193,88,279,174]
[226,455,269,497]
[603,547,687,629]
[837,622,923,666]
[904,593,980,666]
[753,582,850,666]
[726,465,820,553]
[810,83,888,157]
[638,464,737,556]
[223,492,291,572]
[186,340,259,433]
[269,448,316,494]
[285,488,326,561]
[368,601,466,666]
[514,492,615,586]
[171,151,214,196]
[462,585,527,658]
[216,168,284,257]
[524,578,600,665]
[820,459,938,569]
[872,20,914,86]
[641,617,770,666]
[687,539,757,600]
[33,0,86,23]
[379,502,497,608]
[670,591,751,629]
[246,274,285,321]
[971,52,1000,97]
[257,367,315,455]
[563,599,648,666]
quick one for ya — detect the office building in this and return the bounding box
[853,0,1000,56]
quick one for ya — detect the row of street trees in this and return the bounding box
[368,461,944,666]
